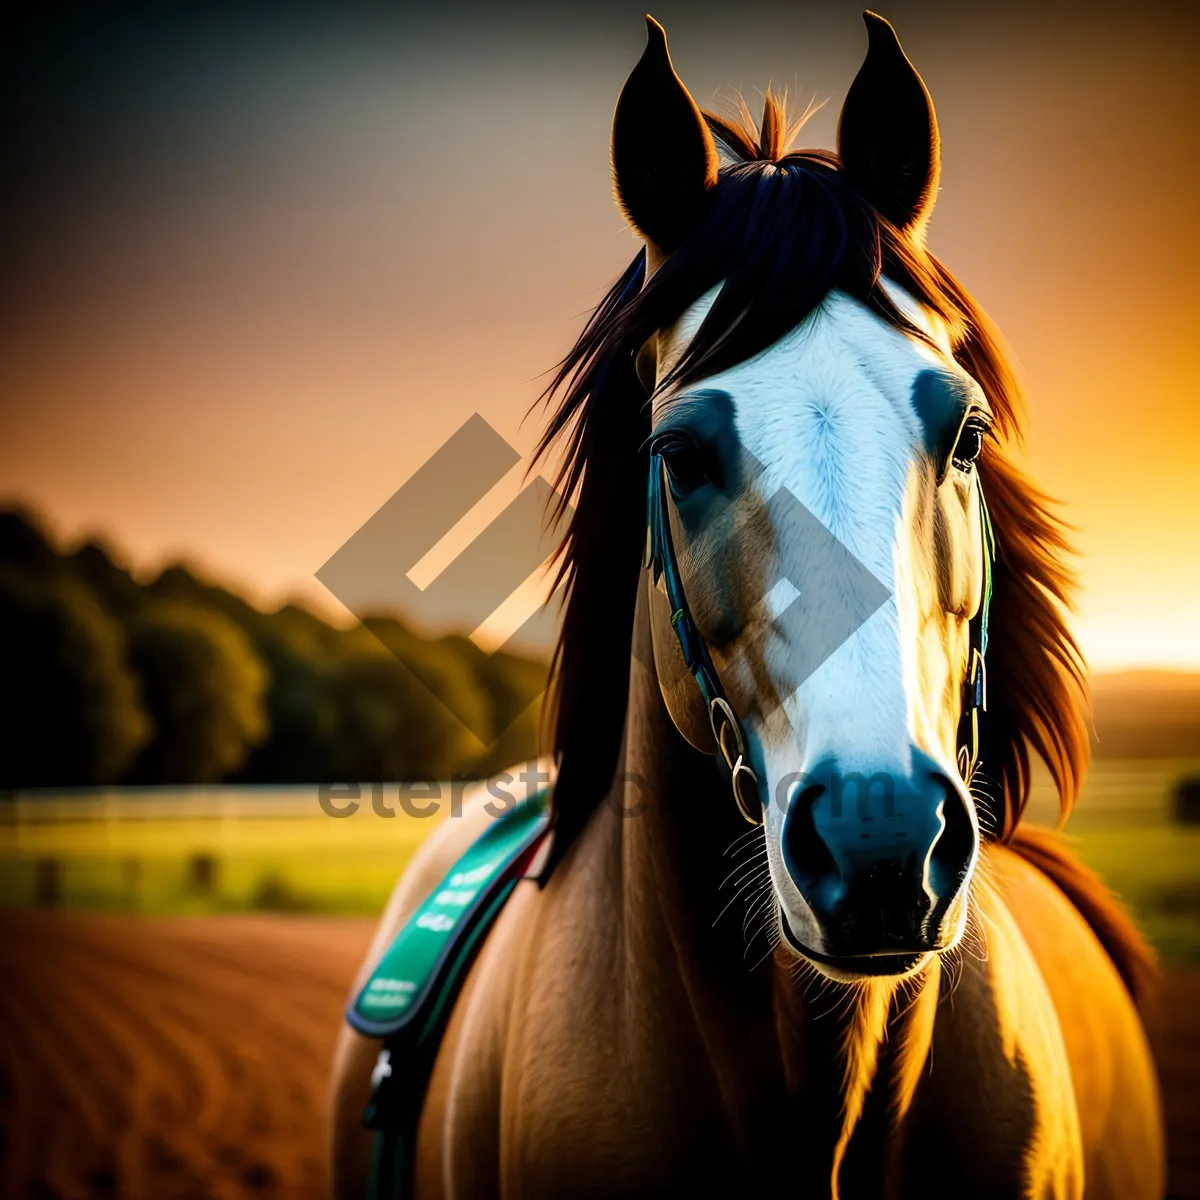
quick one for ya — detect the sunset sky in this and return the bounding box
[1,1,1197,669]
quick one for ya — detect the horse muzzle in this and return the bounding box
[778,748,978,965]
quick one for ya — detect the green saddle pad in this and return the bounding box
[346,789,551,1042]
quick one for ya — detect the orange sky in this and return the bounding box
[1,4,1197,669]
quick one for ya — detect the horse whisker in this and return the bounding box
[722,824,766,859]
[718,848,769,892]
[712,864,772,928]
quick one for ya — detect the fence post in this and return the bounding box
[34,858,60,908]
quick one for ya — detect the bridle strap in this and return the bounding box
[646,452,997,825]
[957,477,996,785]
[646,453,763,823]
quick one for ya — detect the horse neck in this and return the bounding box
[598,589,838,1137]
[593,579,936,1185]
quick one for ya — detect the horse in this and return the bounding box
[330,14,1164,1198]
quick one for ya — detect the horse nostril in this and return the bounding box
[927,771,977,906]
[781,780,838,897]
[777,753,979,957]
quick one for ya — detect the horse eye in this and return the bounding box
[950,414,989,474]
[655,435,710,496]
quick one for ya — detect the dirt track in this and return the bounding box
[0,912,375,1199]
[1,912,1196,1198]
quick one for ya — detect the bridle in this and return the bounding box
[645,439,996,826]
[645,451,762,822]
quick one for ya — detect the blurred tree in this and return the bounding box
[0,506,549,786]
[127,602,269,783]
[363,617,494,748]
[331,645,482,783]
[70,539,144,618]
[0,508,61,577]
[0,564,150,786]
[236,607,347,783]
[474,698,545,781]
[441,636,548,751]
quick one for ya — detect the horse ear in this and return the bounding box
[612,16,719,254]
[837,11,941,238]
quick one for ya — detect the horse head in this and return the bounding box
[618,14,990,979]
[537,11,1087,986]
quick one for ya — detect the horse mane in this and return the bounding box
[532,90,1091,872]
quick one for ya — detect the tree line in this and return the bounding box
[0,508,548,788]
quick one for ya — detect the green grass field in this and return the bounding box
[0,788,439,915]
[4,759,1199,960]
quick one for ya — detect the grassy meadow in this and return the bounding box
[0,787,438,916]
[3,758,1199,961]
[1021,758,1200,964]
